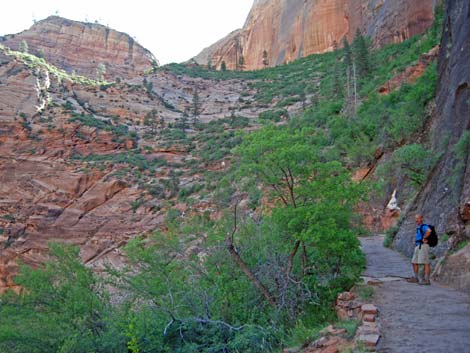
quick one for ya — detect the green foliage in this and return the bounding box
[74,151,165,172]
[0,44,110,86]
[0,12,445,353]
[259,109,288,122]
[352,29,370,78]
[449,131,470,200]
[69,113,137,143]
[336,320,360,339]
[377,144,436,189]
[355,284,374,301]
[233,123,366,310]
[0,244,125,353]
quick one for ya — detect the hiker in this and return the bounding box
[409,214,432,285]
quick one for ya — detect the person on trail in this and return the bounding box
[408,214,432,285]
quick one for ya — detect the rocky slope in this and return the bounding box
[0,16,157,80]
[193,0,435,70]
[0,31,306,292]
[393,0,470,291]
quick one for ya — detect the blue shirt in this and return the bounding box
[416,224,430,246]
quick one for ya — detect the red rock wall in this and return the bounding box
[1,16,157,80]
[193,0,435,70]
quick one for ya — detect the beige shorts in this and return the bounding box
[412,243,430,264]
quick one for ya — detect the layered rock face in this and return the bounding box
[0,34,302,292]
[1,16,157,80]
[193,0,435,70]
[394,0,470,291]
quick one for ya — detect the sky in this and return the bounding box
[0,0,254,64]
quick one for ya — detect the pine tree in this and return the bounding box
[192,88,201,124]
[332,56,343,98]
[262,50,269,68]
[179,108,189,131]
[221,61,227,71]
[343,38,353,69]
[238,55,245,71]
[144,109,159,135]
[352,29,370,78]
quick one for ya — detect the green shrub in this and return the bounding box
[384,225,399,248]
[259,109,287,122]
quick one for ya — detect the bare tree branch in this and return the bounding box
[225,203,276,307]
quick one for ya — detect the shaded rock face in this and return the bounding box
[0,52,39,120]
[193,0,435,70]
[434,245,470,292]
[394,0,470,291]
[1,16,157,80]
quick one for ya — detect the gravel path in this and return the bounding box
[361,236,470,353]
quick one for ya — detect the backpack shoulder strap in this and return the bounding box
[418,224,426,236]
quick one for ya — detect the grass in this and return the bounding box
[336,320,360,339]
[355,284,375,301]
[455,240,470,252]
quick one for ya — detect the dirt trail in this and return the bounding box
[361,236,470,353]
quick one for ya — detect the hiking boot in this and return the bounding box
[406,277,419,283]
[419,280,431,285]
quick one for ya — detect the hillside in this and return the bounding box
[0,1,469,351]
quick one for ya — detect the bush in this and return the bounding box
[259,109,287,122]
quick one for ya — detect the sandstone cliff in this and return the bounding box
[0,35,303,292]
[193,0,435,70]
[393,0,470,291]
[0,16,157,80]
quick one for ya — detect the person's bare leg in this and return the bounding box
[424,264,431,284]
[411,263,420,282]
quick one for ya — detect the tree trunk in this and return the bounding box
[286,240,301,274]
[225,238,276,307]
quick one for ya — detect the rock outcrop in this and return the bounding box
[0,22,310,292]
[193,0,435,70]
[393,0,470,291]
[1,16,157,80]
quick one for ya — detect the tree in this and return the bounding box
[343,38,353,69]
[231,125,365,306]
[192,87,201,123]
[143,78,153,96]
[343,38,358,116]
[220,61,227,71]
[262,50,269,68]
[332,51,343,98]
[144,109,159,135]
[352,29,370,78]
[177,108,189,131]
[207,59,212,70]
[19,40,28,53]
[0,244,123,353]
[238,55,246,71]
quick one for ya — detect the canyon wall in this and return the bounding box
[394,0,470,291]
[193,0,435,70]
[1,16,157,80]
